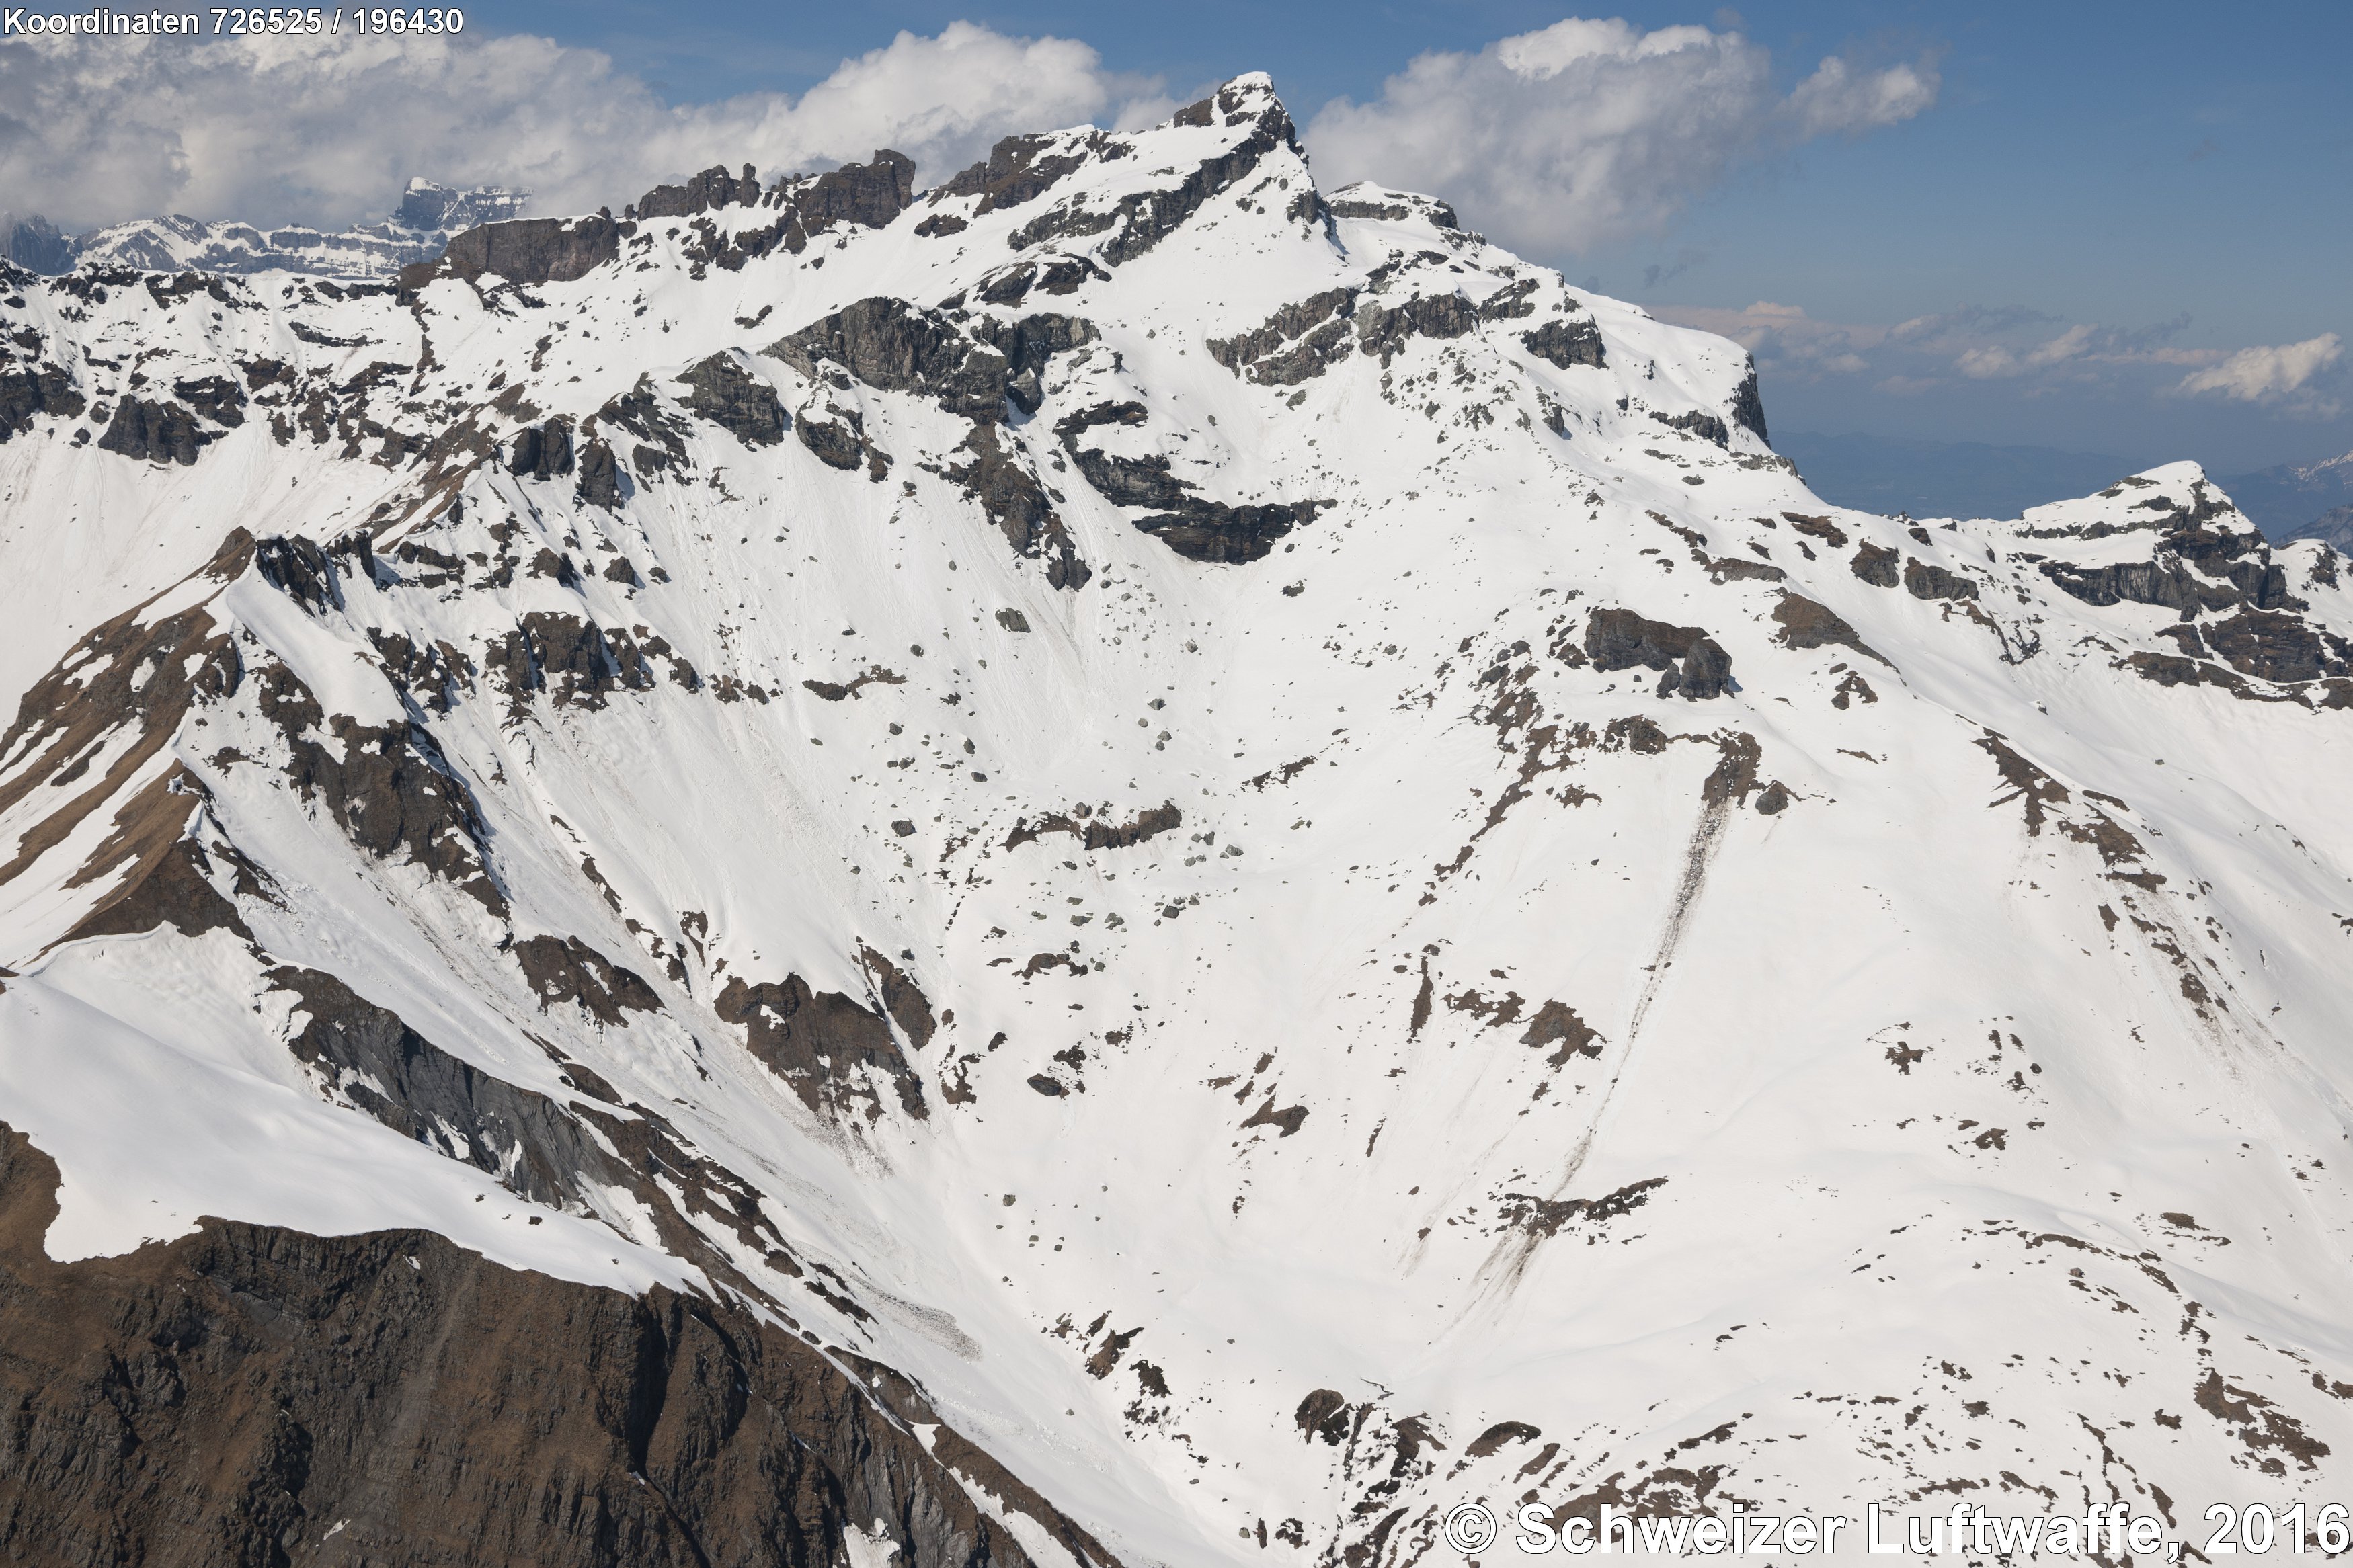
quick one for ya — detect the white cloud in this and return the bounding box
[2177,334,2344,405]
[1786,55,1938,138]
[1655,300,1886,378]
[1956,325,2098,379]
[1659,299,2344,419]
[0,22,1161,231]
[1304,17,1938,255]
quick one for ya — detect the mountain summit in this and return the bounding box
[1,75,2350,1565]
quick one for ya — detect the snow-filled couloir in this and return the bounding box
[2,73,2352,1567]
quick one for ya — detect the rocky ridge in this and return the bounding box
[2,73,2352,1567]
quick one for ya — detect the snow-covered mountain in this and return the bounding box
[3,177,528,280]
[3,75,2352,1565]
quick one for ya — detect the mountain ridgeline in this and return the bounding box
[2,75,2352,1567]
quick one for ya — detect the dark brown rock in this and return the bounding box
[859,945,938,1052]
[945,423,1092,589]
[1772,592,1890,667]
[1240,1098,1308,1137]
[2120,651,2244,690]
[0,1124,1103,1568]
[508,417,574,480]
[253,661,506,915]
[0,362,83,440]
[1328,195,1458,226]
[62,837,257,947]
[1206,288,1357,386]
[795,150,918,230]
[676,352,786,446]
[1009,88,1299,267]
[97,395,208,464]
[1904,559,1979,601]
[676,152,917,272]
[1353,292,1478,367]
[1051,400,1327,563]
[772,298,1094,423]
[1583,608,1732,700]
[1005,802,1181,852]
[1728,362,1768,441]
[514,935,662,1026]
[801,665,905,702]
[1131,500,1326,565]
[795,405,875,472]
[171,374,246,427]
[1650,409,1728,448]
[1296,1389,1352,1445]
[1519,1001,1601,1067]
[0,542,247,894]
[715,973,928,1123]
[631,163,760,220]
[1851,542,1900,587]
[2203,609,2337,684]
[1466,1421,1543,1459]
[1521,318,1606,371]
[440,214,620,286]
[482,613,661,714]
[938,134,1094,215]
[2038,556,2217,618]
[575,437,622,508]
[1500,1178,1666,1239]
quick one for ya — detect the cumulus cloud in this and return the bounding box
[1954,316,2200,379]
[0,22,1162,231]
[2177,334,2344,406]
[1304,17,1938,254]
[1957,325,2098,379]
[1785,55,1938,138]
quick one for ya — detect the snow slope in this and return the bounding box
[3,75,2352,1565]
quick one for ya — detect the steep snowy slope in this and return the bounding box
[3,76,2352,1566]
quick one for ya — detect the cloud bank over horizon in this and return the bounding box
[1653,301,2346,425]
[0,22,1169,233]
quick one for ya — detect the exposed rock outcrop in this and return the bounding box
[436,214,620,286]
[1584,608,1733,699]
[0,1124,1105,1568]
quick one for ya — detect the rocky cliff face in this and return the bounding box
[0,1126,1105,1568]
[2,74,2352,1567]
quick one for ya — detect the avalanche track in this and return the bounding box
[2,75,2352,1568]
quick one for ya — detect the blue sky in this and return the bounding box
[5,2,2345,473]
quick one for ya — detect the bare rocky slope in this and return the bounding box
[3,76,2352,1567]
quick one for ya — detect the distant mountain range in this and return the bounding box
[2290,505,2353,551]
[2214,450,2353,542]
[6,78,2353,1557]
[0,178,528,280]
[1784,429,2353,541]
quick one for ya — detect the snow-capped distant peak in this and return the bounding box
[2,71,2352,1568]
